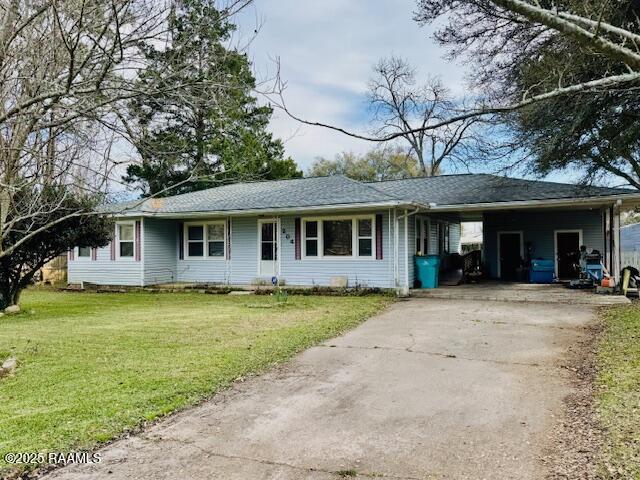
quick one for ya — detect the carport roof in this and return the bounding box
[369,174,634,206]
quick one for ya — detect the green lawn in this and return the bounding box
[0,289,390,473]
[597,304,640,478]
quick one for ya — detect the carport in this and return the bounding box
[419,187,640,286]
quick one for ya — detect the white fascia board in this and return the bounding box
[428,194,640,212]
[110,201,427,219]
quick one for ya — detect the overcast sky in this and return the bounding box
[235,0,469,173]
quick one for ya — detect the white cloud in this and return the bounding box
[235,0,467,170]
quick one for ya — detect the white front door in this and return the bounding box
[259,219,278,277]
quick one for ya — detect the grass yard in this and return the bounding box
[0,289,390,474]
[597,304,640,478]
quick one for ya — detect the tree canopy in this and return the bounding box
[0,187,112,308]
[307,146,422,181]
[123,0,301,197]
[414,0,640,187]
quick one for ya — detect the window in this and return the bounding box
[323,219,352,256]
[357,218,372,257]
[415,218,429,255]
[444,223,450,253]
[302,216,375,259]
[184,222,226,259]
[304,221,318,257]
[78,246,91,258]
[437,222,450,254]
[187,225,204,257]
[207,223,225,257]
[118,223,135,258]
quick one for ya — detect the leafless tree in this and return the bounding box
[270,2,640,142]
[368,56,497,176]
[0,0,254,260]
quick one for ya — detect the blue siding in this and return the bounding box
[621,223,640,252]
[67,219,143,286]
[143,218,178,285]
[280,211,395,288]
[483,209,604,278]
[176,218,230,284]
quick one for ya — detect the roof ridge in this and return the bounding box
[146,174,346,201]
[364,173,490,184]
[339,175,404,201]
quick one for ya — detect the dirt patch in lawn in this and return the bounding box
[543,320,604,479]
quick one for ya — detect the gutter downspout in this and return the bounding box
[395,207,421,297]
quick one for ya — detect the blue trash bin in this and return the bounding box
[529,259,554,284]
[415,255,441,288]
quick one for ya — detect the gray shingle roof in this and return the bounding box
[108,173,636,216]
[108,175,401,215]
[369,174,633,206]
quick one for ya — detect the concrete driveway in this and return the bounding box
[45,298,594,480]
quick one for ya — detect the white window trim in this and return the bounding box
[116,221,136,261]
[76,246,92,260]
[183,220,227,260]
[302,215,376,260]
[554,229,583,279]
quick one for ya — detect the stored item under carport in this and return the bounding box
[529,259,555,284]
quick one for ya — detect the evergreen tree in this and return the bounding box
[123,0,301,196]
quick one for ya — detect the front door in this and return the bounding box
[556,231,581,279]
[259,220,277,277]
[499,232,522,281]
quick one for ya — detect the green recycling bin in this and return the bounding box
[415,255,441,289]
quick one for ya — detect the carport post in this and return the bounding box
[613,200,621,283]
[403,208,409,297]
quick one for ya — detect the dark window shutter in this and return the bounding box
[294,218,301,260]
[135,220,142,261]
[178,222,184,260]
[69,249,74,261]
[226,218,232,260]
[91,247,97,261]
[375,214,383,260]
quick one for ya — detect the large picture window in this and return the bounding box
[118,222,135,258]
[302,216,375,259]
[323,220,352,256]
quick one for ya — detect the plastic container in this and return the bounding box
[529,259,555,284]
[415,255,441,289]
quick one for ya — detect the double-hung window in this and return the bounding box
[187,225,204,257]
[303,216,374,259]
[304,220,319,257]
[185,222,226,258]
[357,218,372,257]
[118,222,135,258]
[78,246,91,258]
[207,223,225,257]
